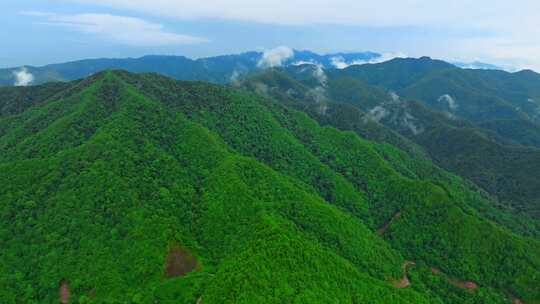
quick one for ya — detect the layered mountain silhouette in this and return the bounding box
[0,50,381,86]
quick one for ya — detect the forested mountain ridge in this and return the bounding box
[1,70,539,303]
[0,50,380,86]
[336,57,540,144]
[238,63,540,219]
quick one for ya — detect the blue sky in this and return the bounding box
[2,0,540,71]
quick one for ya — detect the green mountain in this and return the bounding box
[238,63,540,220]
[338,57,540,147]
[1,70,539,303]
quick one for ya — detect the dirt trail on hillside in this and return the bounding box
[448,278,478,290]
[394,261,415,288]
[59,280,70,304]
[377,211,401,236]
[510,295,524,304]
[428,268,478,290]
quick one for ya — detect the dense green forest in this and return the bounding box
[5,52,540,220]
[1,70,539,303]
[238,63,540,221]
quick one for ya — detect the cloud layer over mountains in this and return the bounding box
[72,0,540,70]
[13,67,34,86]
[257,46,294,68]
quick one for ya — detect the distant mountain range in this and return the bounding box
[0,49,508,87]
[0,50,380,86]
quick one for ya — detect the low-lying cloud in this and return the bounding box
[312,65,327,86]
[438,94,458,110]
[13,67,34,86]
[292,60,327,86]
[292,60,318,66]
[257,46,294,68]
[331,52,407,69]
[330,57,351,69]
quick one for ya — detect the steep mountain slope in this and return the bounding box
[401,68,533,124]
[121,71,540,300]
[1,71,539,303]
[0,72,413,303]
[240,65,540,221]
[238,67,430,159]
[415,126,540,214]
[341,57,540,147]
[338,59,540,216]
[0,81,71,116]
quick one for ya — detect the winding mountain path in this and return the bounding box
[448,278,478,290]
[377,211,401,236]
[429,268,478,290]
[392,261,480,293]
[379,212,516,302]
[394,261,415,288]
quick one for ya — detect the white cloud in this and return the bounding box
[438,94,458,110]
[307,86,327,106]
[20,11,208,46]
[257,46,294,68]
[292,60,319,66]
[389,92,400,102]
[368,52,407,64]
[293,60,327,85]
[253,82,269,95]
[368,106,389,122]
[330,57,349,69]
[299,64,327,86]
[453,35,540,71]
[229,69,244,85]
[13,67,34,86]
[73,0,540,71]
[72,1,534,28]
[312,65,327,86]
[20,11,53,17]
[331,52,406,69]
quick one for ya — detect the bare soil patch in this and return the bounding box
[511,297,524,304]
[393,261,415,289]
[429,266,479,291]
[165,244,199,278]
[448,278,478,290]
[59,280,70,304]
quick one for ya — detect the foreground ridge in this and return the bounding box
[0,70,538,303]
